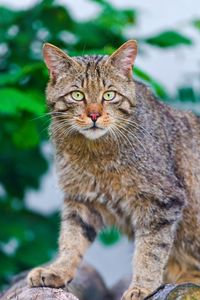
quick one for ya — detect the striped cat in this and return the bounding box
[28,40,200,300]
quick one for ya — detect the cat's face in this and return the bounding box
[43,40,137,140]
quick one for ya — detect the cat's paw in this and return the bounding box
[27,267,67,288]
[121,286,151,300]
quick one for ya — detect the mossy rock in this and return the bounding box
[146,283,200,300]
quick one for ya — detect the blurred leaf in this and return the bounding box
[99,227,121,246]
[0,88,45,116]
[0,71,23,86]
[0,147,48,198]
[0,214,29,243]
[145,31,192,47]
[40,5,75,35]
[0,6,17,26]
[0,63,45,86]
[178,86,197,102]
[192,19,200,31]
[12,122,39,149]
[0,251,18,279]
[134,66,168,99]
[16,239,53,266]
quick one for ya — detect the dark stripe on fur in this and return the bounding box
[156,196,184,210]
[96,66,101,77]
[155,218,175,230]
[85,62,90,76]
[95,56,104,70]
[148,252,161,262]
[68,212,97,242]
[157,242,170,250]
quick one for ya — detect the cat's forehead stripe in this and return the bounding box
[73,55,108,91]
[75,54,106,65]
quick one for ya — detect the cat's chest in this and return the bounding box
[57,152,141,205]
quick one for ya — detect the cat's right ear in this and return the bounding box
[43,43,80,81]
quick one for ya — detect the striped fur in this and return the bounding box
[28,41,200,300]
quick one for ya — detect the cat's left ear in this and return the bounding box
[107,40,137,77]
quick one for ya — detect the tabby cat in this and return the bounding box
[27,40,200,300]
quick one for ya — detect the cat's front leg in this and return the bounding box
[121,192,185,300]
[28,200,103,288]
[122,224,176,300]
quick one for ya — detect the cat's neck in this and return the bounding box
[52,129,120,161]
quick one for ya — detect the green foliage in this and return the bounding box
[0,0,199,290]
[0,88,45,116]
[134,67,168,99]
[145,31,192,48]
[0,199,58,287]
[192,19,200,31]
[99,227,121,246]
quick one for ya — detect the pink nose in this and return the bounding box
[88,112,100,122]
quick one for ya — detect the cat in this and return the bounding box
[27,40,200,300]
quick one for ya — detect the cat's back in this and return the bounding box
[134,80,200,203]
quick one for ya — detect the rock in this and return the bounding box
[2,263,200,300]
[0,262,111,300]
[111,276,200,300]
[146,283,200,300]
[2,286,77,300]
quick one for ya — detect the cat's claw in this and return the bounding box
[28,267,66,288]
[121,286,151,300]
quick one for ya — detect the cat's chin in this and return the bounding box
[79,128,108,140]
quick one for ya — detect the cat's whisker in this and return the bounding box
[39,122,51,135]
[51,123,70,135]
[117,115,151,134]
[29,112,52,122]
[51,120,76,139]
[52,124,75,139]
[30,111,68,122]
[117,115,152,139]
[122,125,148,151]
[115,123,147,154]
[52,125,76,142]
[40,117,70,136]
[112,125,138,157]
[31,112,71,137]
[108,126,121,153]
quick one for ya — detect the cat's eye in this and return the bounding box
[71,91,84,101]
[103,91,116,101]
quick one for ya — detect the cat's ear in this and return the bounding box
[43,43,80,81]
[107,40,137,77]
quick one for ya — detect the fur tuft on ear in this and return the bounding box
[43,43,80,81]
[107,40,138,77]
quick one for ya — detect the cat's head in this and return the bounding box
[43,40,137,140]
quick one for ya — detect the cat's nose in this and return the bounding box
[88,112,101,122]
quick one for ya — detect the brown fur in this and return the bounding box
[27,41,200,300]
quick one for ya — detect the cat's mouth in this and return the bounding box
[84,124,104,131]
[80,124,108,140]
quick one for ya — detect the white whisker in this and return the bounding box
[115,123,147,153]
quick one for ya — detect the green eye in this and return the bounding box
[71,91,84,101]
[103,91,116,101]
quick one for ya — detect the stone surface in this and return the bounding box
[145,283,200,299]
[2,265,200,300]
[111,277,200,300]
[0,263,110,300]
